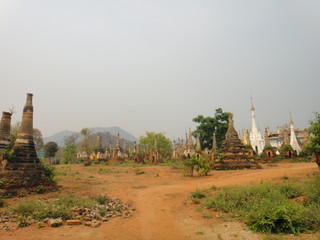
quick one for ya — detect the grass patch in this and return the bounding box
[7,194,98,221]
[135,168,145,175]
[191,189,207,199]
[159,160,185,170]
[193,173,320,234]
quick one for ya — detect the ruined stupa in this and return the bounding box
[0,93,56,196]
[213,113,261,170]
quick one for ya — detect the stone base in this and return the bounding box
[212,161,261,170]
[0,162,57,197]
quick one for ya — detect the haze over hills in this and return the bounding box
[44,127,138,147]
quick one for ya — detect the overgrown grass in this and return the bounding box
[7,194,97,221]
[192,173,320,234]
[135,168,145,175]
[159,160,186,170]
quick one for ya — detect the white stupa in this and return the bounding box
[289,114,302,155]
[249,101,265,154]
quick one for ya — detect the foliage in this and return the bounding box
[44,141,59,158]
[0,199,4,208]
[9,194,97,220]
[139,132,172,157]
[135,168,145,175]
[191,189,207,199]
[196,175,320,234]
[96,195,107,204]
[192,108,229,149]
[40,158,56,181]
[184,155,211,177]
[80,128,91,153]
[305,112,320,154]
[62,143,77,164]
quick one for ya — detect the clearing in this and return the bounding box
[0,162,319,240]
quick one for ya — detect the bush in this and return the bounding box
[96,195,107,204]
[198,177,320,234]
[247,200,305,234]
[192,189,206,199]
[0,199,4,208]
[184,156,211,177]
[40,159,56,181]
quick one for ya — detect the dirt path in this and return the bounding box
[0,162,318,240]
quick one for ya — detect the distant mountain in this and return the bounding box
[44,127,138,147]
[44,130,77,146]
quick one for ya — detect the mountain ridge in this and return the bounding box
[44,127,138,146]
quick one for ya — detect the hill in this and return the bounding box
[44,127,138,147]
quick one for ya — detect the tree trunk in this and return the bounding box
[315,152,320,168]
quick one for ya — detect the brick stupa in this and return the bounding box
[0,93,56,196]
[213,113,261,170]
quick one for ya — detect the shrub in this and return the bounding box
[96,195,107,204]
[247,199,305,234]
[192,189,206,199]
[196,174,320,234]
[40,160,56,181]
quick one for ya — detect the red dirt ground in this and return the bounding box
[0,162,319,240]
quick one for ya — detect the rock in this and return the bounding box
[84,221,92,226]
[48,218,63,227]
[101,217,109,222]
[91,220,101,228]
[66,220,82,225]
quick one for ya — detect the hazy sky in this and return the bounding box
[0,0,319,140]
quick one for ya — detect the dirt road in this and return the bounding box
[0,162,318,240]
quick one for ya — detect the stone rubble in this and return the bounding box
[0,197,135,231]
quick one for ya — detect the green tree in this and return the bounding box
[63,143,77,164]
[305,112,320,167]
[44,141,59,162]
[139,132,172,157]
[192,108,229,149]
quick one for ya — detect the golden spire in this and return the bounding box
[250,96,255,111]
[289,110,294,125]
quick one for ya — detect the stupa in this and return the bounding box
[213,113,261,170]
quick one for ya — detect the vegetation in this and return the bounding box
[8,194,97,221]
[305,112,320,166]
[135,168,145,175]
[192,108,229,149]
[44,141,59,159]
[139,132,172,157]
[192,174,320,234]
[62,143,77,164]
[184,155,211,177]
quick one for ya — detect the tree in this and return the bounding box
[44,141,59,162]
[192,108,229,149]
[63,143,77,164]
[64,133,80,145]
[305,112,320,167]
[33,128,44,153]
[139,132,172,157]
[80,128,91,153]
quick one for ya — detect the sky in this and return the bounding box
[0,0,319,140]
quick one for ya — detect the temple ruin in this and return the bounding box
[0,93,56,196]
[213,113,261,170]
